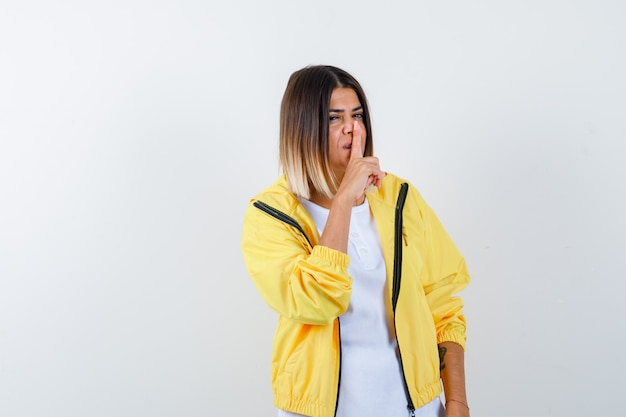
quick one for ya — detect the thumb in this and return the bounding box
[350,121,364,160]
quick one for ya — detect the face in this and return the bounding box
[327,87,366,181]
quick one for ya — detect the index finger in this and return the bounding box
[350,121,363,160]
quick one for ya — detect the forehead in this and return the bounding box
[329,88,361,108]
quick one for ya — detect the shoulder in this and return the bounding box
[246,175,299,215]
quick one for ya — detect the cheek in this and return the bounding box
[328,128,342,148]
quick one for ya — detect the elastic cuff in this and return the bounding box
[311,245,350,269]
[437,330,467,350]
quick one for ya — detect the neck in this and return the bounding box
[309,190,365,209]
[309,191,333,209]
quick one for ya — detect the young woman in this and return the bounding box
[241,65,471,417]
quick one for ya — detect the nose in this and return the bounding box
[342,119,353,135]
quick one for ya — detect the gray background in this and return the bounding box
[1,1,625,416]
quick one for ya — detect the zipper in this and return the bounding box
[333,319,342,417]
[392,183,409,311]
[390,183,416,415]
[253,199,343,415]
[253,200,313,249]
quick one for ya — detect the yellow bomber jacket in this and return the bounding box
[241,173,470,417]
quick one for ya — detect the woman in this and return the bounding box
[241,65,470,417]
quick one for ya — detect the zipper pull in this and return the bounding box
[408,405,415,417]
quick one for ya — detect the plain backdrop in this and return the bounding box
[1,1,625,416]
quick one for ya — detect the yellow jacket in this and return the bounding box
[241,173,469,417]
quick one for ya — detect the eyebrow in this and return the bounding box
[329,106,364,113]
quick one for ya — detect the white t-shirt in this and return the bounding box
[277,198,444,417]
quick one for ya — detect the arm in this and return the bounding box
[242,122,385,324]
[439,342,470,417]
[420,201,470,347]
[242,202,353,325]
[415,196,470,414]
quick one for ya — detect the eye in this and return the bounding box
[353,113,364,119]
[329,115,340,121]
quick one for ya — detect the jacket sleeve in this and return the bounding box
[241,201,352,325]
[417,193,470,350]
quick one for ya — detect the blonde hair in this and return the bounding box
[279,65,373,199]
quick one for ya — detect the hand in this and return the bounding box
[335,121,386,205]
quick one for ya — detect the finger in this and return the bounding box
[367,162,386,188]
[350,121,363,160]
[361,156,385,179]
[373,172,385,188]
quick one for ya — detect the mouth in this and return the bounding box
[343,143,352,150]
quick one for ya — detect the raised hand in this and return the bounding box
[335,121,386,206]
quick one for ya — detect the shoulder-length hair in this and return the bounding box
[279,65,373,199]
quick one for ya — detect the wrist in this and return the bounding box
[446,398,469,410]
[333,189,360,208]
